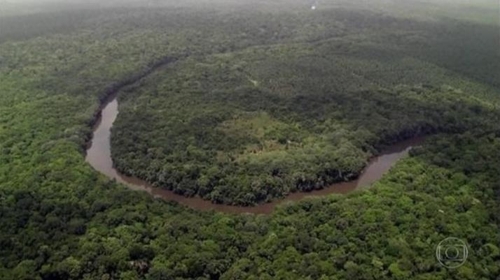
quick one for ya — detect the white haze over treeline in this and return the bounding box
[1,0,498,27]
[1,0,497,11]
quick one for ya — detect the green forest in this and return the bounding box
[0,0,499,279]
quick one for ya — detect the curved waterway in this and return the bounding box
[85,97,423,214]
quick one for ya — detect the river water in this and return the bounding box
[85,97,422,214]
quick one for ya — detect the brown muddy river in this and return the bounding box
[86,97,423,214]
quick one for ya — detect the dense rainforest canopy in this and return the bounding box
[0,0,499,279]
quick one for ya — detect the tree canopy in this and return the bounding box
[0,1,499,279]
